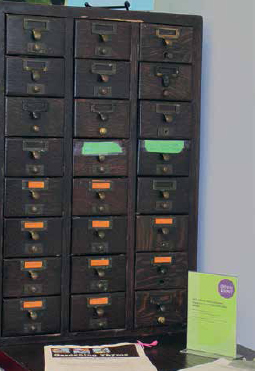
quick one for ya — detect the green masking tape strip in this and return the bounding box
[82,142,123,156]
[144,140,185,154]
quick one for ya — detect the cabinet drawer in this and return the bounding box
[71,292,125,332]
[137,178,190,214]
[138,140,190,176]
[139,63,192,101]
[75,20,131,60]
[3,296,61,336]
[135,290,187,328]
[140,24,193,63]
[136,215,188,252]
[71,255,126,294]
[6,57,65,97]
[5,97,64,137]
[135,252,188,290]
[74,100,130,138]
[73,178,128,216]
[3,258,61,297]
[5,178,63,217]
[72,217,127,255]
[5,138,63,177]
[75,60,130,99]
[73,140,128,176]
[139,101,192,139]
[6,15,65,57]
[4,218,62,258]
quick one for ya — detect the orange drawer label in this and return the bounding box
[92,182,111,190]
[24,261,43,269]
[154,257,172,264]
[90,259,110,267]
[23,300,43,309]
[89,297,109,306]
[155,218,173,225]
[24,222,44,230]
[92,220,110,228]
[28,181,45,189]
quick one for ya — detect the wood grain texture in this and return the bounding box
[5,138,64,177]
[70,292,126,332]
[74,99,130,138]
[6,15,65,57]
[140,24,193,63]
[71,255,126,294]
[135,252,188,290]
[3,258,61,297]
[72,216,127,255]
[139,101,193,139]
[5,97,64,137]
[6,57,65,97]
[136,215,189,252]
[4,218,63,258]
[75,19,131,60]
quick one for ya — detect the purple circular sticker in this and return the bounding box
[218,279,235,299]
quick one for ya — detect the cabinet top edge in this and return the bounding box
[0,1,203,27]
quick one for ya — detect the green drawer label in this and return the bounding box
[143,140,185,154]
[82,142,123,156]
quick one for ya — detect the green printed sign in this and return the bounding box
[144,140,185,154]
[187,272,237,358]
[82,142,123,156]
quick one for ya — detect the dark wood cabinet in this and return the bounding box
[0,2,202,344]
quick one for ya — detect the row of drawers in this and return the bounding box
[5,57,192,101]
[4,177,190,216]
[6,15,193,63]
[3,289,186,336]
[5,98,193,139]
[2,253,187,297]
[3,215,188,257]
[4,138,190,177]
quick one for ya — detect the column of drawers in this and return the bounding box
[135,24,194,329]
[2,15,65,337]
[70,19,131,332]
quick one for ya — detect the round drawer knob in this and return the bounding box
[99,166,105,173]
[32,166,39,174]
[31,206,38,213]
[161,227,169,235]
[100,88,108,96]
[98,321,105,328]
[164,52,173,60]
[97,282,104,289]
[97,230,105,239]
[98,245,104,252]
[30,325,37,331]
[96,307,105,317]
[29,311,38,320]
[31,286,37,293]
[162,166,168,173]
[34,43,41,52]
[163,90,170,97]
[158,266,167,275]
[31,245,39,253]
[99,206,105,212]
[161,203,168,209]
[98,155,106,162]
[99,127,107,135]
[100,48,107,55]
[32,125,40,133]
[158,316,166,324]
[33,85,40,93]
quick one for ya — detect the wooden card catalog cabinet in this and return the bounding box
[0,2,202,344]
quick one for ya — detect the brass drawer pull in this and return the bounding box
[99,113,108,122]
[95,307,105,317]
[157,316,166,324]
[31,111,40,120]
[158,304,166,312]
[100,74,110,83]
[162,154,170,161]
[156,28,180,46]
[161,227,169,235]
[28,311,38,320]
[30,231,40,241]
[97,191,105,200]
[32,125,40,133]
[158,266,168,275]
[32,70,41,82]
[96,269,106,278]
[29,270,39,280]
[99,127,107,135]
[97,231,105,239]
[161,191,170,199]
[32,29,42,41]
[30,190,40,200]
[31,151,41,160]
[98,155,106,162]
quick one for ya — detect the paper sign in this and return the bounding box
[82,142,123,156]
[186,272,237,358]
[154,256,172,264]
[23,300,43,309]
[143,140,185,154]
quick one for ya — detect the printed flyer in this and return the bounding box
[186,272,237,358]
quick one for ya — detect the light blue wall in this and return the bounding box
[68,0,154,10]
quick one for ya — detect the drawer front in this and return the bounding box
[5,178,63,217]
[135,252,188,290]
[139,101,192,139]
[74,99,130,138]
[6,15,65,57]
[72,217,127,255]
[139,63,192,101]
[4,218,62,258]
[6,57,65,97]
[140,24,193,63]
[75,20,131,60]
[71,292,125,331]
[138,140,190,176]
[3,296,61,336]
[3,258,61,297]
[137,177,190,214]
[135,290,187,328]
[73,140,128,177]
[73,178,128,216]
[71,255,126,294]
[74,60,130,99]
[5,138,64,177]
[5,97,64,137]
[136,215,188,252]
